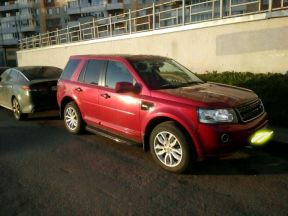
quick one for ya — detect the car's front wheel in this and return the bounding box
[64,101,84,134]
[150,121,195,173]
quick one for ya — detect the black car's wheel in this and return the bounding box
[12,98,26,120]
[64,101,84,134]
[150,121,195,173]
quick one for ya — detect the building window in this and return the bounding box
[48,8,53,15]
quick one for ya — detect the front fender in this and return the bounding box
[141,106,204,157]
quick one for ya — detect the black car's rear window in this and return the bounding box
[60,59,81,80]
[21,67,62,80]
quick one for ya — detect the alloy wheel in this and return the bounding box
[12,99,21,119]
[153,131,183,167]
[65,106,78,131]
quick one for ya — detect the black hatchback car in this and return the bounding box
[0,66,62,120]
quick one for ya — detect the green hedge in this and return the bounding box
[196,72,288,127]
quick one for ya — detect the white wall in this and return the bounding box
[17,13,288,73]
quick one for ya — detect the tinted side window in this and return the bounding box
[60,59,80,80]
[81,60,106,85]
[105,61,133,89]
[11,70,18,82]
[6,70,18,82]
[18,73,27,83]
[0,70,10,82]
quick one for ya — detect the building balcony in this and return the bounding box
[1,16,16,22]
[1,38,19,46]
[0,4,17,12]
[81,4,106,13]
[106,3,124,11]
[0,2,34,12]
[16,13,34,20]
[20,25,36,32]
[47,13,62,19]
[0,27,18,34]
[67,3,115,14]
[67,6,81,14]
[18,2,34,9]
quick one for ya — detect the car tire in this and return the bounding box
[150,121,195,173]
[12,98,26,120]
[64,101,84,134]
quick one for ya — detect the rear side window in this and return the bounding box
[105,61,134,89]
[0,69,10,82]
[61,59,80,80]
[22,67,62,80]
[78,60,106,85]
[5,69,18,82]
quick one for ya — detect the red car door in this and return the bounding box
[98,60,141,142]
[74,59,107,126]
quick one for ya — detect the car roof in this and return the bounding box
[69,54,170,61]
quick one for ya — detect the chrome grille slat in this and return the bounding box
[236,99,264,123]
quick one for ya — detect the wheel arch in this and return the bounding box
[60,96,75,119]
[11,95,20,108]
[143,116,201,158]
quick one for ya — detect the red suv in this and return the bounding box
[57,55,267,173]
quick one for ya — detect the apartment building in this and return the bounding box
[0,0,68,66]
[44,0,69,31]
[66,0,132,26]
[0,0,208,66]
[0,0,37,66]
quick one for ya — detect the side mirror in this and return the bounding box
[115,82,141,94]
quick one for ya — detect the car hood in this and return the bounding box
[154,82,258,108]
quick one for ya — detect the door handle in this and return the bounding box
[100,93,111,99]
[75,87,82,92]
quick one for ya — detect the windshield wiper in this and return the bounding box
[158,83,178,89]
[176,81,204,87]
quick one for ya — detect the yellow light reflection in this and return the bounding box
[119,95,139,105]
[250,129,274,146]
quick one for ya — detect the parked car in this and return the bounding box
[57,55,268,173]
[0,66,62,120]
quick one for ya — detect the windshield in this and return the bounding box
[21,66,62,81]
[129,58,203,90]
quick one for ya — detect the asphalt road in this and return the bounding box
[0,107,288,216]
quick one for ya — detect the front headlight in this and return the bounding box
[198,108,238,124]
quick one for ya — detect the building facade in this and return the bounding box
[0,0,68,66]
[0,0,186,66]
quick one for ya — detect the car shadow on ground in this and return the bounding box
[25,111,60,121]
[190,142,288,176]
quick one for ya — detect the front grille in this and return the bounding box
[236,99,264,123]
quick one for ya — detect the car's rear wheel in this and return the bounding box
[150,121,195,173]
[12,98,26,120]
[64,101,84,134]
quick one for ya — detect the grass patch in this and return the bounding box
[196,72,288,127]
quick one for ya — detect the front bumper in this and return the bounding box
[196,112,268,157]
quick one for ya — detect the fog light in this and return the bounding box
[221,133,230,144]
[250,129,274,146]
